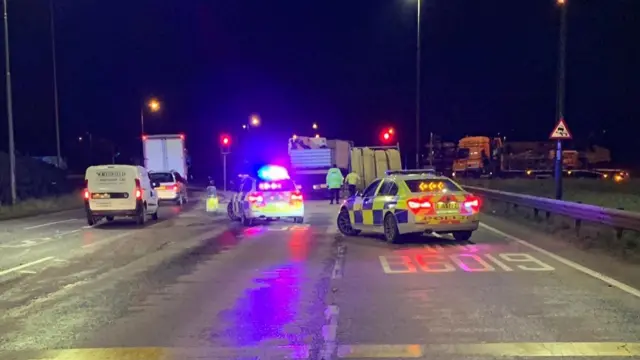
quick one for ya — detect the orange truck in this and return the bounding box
[452,136,604,178]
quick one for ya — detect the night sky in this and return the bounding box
[0,0,638,177]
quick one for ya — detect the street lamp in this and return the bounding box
[249,114,261,127]
[414,0,422,169]
[312,122,318,130]
[140,98,161,137]
[3,0,17,204]
[554,0,568,200]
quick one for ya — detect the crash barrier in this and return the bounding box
[464,185,640,238]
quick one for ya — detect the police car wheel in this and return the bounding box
[452,231,472,241]
[337,209,359,236]
[383,213,401,244]
[151,210,159,221]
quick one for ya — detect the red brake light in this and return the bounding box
[407,198,433,214]
[291,191,303,202]
[462,195,481,213]
[135,179,142,199]
[247,192,264,203]
[83,180,89,199]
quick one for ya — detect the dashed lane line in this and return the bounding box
[480,222,640,299]
[22,218,80,230]
[0,256,55,277]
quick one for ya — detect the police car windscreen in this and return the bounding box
[257,179,297,192]
[405,179,462,193]
[150,172,174,183]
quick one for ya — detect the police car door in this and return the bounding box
[353,179,383,230]
[369,180,398,233]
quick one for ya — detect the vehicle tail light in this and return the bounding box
[166,184,177,191]
[83,179,90,199]
[135,179,142,199]
[247,192,264,203]
[290,191,303,202]
[462,196,481,214]
[407,198,433,215]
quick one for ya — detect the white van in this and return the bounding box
[84,165,159,226]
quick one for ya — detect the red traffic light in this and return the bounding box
[220,134,231,145]
[383,132,390,140]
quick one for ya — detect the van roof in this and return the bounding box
[87,164,140,170]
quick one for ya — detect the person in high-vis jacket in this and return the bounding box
[326,164,344,204]
[344,171,360,197]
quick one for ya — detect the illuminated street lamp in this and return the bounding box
[312,122,318,130]
[141,98,161,137]
[249,114,261,127]
[315,134,320,138]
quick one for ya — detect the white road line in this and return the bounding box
[81,231,134,249]
[0,256,55,276]
[480,223,640,299]
[332,244,346,279]
[19,270,37,274]
[23,219,79,230]
[320,305,340,359]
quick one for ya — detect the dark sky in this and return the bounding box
[0,0,638,175]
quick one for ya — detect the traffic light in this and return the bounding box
[380,128,395,143]
[220,134,231,153]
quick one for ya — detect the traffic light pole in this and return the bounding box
[222,153,227,192]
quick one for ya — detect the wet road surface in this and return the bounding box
[1,198,640,359]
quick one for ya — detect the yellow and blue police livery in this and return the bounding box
[336,169,481,243]
[228,165,305,226]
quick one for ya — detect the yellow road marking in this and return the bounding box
[2,343,639,359]
[338,344,423,358]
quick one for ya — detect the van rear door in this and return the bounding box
[86,166,138,211]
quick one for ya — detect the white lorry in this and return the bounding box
[143,134,189,180]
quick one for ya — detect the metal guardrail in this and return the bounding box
[464,185,640,237]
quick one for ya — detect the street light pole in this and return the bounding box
[554,0,568,200]
[49,0,62,169]
[415,0,422,169]
[3,0,17,205]
[140,106,145,137]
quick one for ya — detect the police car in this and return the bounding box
[336,169,481,243]
[227,165,305,226]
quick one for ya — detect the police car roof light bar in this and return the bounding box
[386,168,437,176]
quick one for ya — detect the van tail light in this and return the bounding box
[83,179,90,200]
[407,198,434,215]
[135,179,142,199]
[462,195,481,214]
[166,184,177,191]
[247,192,264,203]
[290,191,303,203]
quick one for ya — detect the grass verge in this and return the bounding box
[459,178,640,212]
[0,192,83,221]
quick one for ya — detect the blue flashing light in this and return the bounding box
[257,165,290,181]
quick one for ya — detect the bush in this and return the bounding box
[0,151,76,205]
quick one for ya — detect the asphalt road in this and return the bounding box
[1,196,640,359]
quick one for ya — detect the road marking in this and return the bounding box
[82,231,134,248]
[0,256,55,276]
[19,270,37,274]
[320,305,340,359]
[332,244,346,279]
[337,342,640,358]
[481,222,640,299]
[23,218,79,230]
[379,252,554,274]
[2,343,639,359]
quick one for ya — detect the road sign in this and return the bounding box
[549,118,572,140]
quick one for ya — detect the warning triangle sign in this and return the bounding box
[549,118,572,140]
